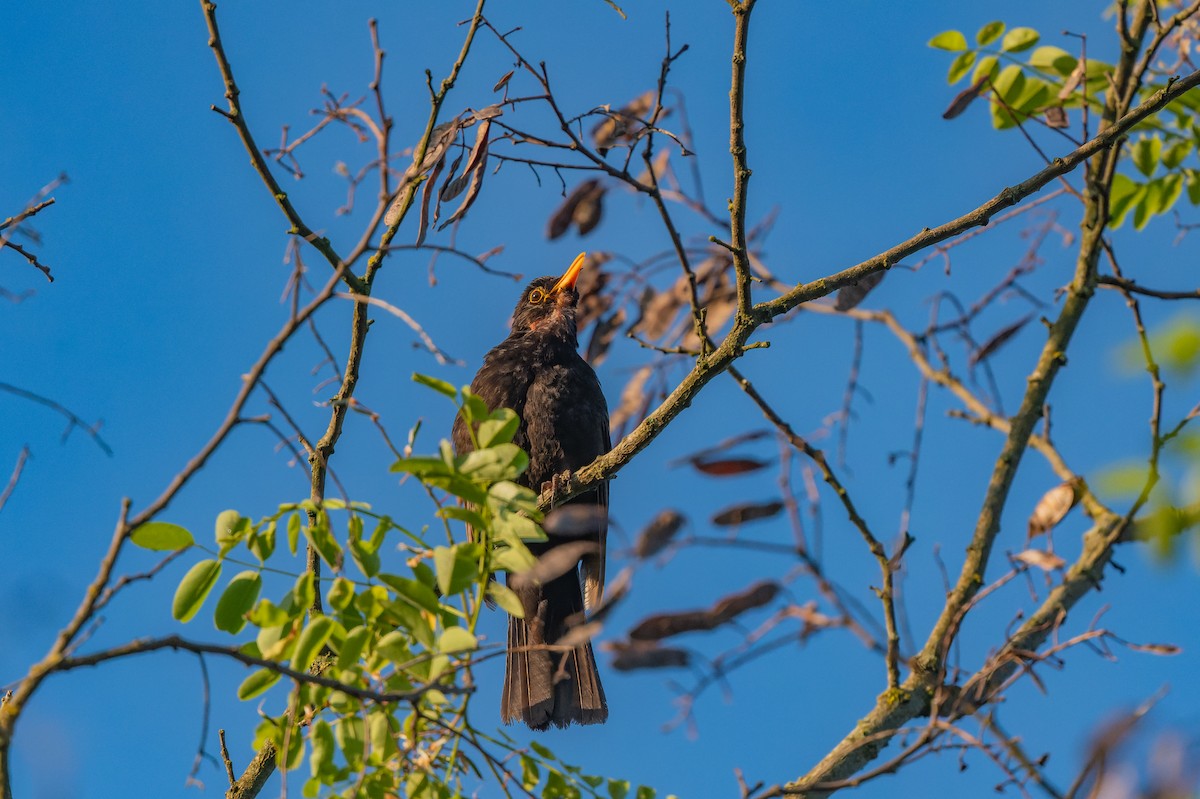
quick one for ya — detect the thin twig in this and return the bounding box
[0,447,31,515]
[334,292,464,365]
[0,383,113,456]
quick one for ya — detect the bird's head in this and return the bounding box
[510,252,588,342]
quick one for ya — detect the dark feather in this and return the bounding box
[452,266,610,729]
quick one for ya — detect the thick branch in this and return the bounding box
[774,8,1163,795]
[754,67,1200,322]
[728,0,757,320]
[543,66,1200,514]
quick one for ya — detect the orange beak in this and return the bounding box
[551,252,587,294]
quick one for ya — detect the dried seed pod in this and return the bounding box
[691,457,769,477]
[591,90,655,155]
[834,271,885,311]
[542,505,608,539]
[610,366,654,439]
[546,179,602,240]
[585,306,625,366]
[1044,106,1069,128]
[942,74,991,120]
[606,640,690,671]
[711,500,784,527]
[1027,480,1080,539]
[634,509,685,558]
[1013,549,1065,571]
[572,182,606,236]
[509,541,599,589]
[628,580,780,641]
[970,314,1033,367]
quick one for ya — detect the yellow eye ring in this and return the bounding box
[528,288,547,304]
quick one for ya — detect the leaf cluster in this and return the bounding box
[130,377,667,798]
[932,20,1200,229]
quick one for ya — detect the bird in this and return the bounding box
[451,252,610,730]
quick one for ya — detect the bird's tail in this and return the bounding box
[502,569,607,729]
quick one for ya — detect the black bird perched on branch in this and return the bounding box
[452,252,610,729]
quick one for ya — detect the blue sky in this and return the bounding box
[3,1,1198,797]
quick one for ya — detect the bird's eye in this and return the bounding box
[528,288,547,304]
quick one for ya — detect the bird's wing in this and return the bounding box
[581,416,610,611]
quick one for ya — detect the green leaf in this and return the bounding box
[493,542,538,574]
[367,518,390,552]
[1159,172,1185,216]
[248,598,291,628]
[292,572,316,615]
[437,505,487,529]
[378,574,441,614]
[488,480,542,516]
[991,64,1026,128]
[390,456,452,478]
[172,559,222,622]
[367,709,397,766]
[130,522,194,551]
[287,512,301,555]
[328,576,355,612]
[608,780,631,799]
[1138,504,1197,560]
[976,21,1004,46]
[375,630,413,663]
[1014,77,1052,114]
[544,770,572,799]
[1155,315,1200,376]
[336,710,362,767]
[1109,174,1144,229]
[310,719,336,779]
[459,443,529,482]
[338,625,371,669]
[1001,26,1039,53]
[291,615,336,672]
[354,584,389,624]
[521,756,541,791]
[429,474,489,505]
[972,54,1000,85]
[215,509,243,546]
[237,667,281,700]
[947,51,976,85]
[214,570,262,634]
[248,520,276,562]
[460,390,491,426]
[487,582,526,618]
[493,508,545,546]
[1131,136,1162,178]
[1095,461,1149,498]
[304,513,342,571]
[276,718,305,772]
[1027,46,1076,77]
[1161,139,1193,169]
[478,408,520,448]
[438,626,477,654]
[635,787,656,799]
[412,372,457,398]
[349,537,380,579]
[1084,60,1115,86]
[928,30,967,51]
[1188,172,1200,205]
[1134,178,1163,230]
[433,544,480,596]
[530,741,555,760]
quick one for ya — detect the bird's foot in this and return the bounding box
[540,470,573,507]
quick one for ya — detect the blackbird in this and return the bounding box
[452,252,610,729]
